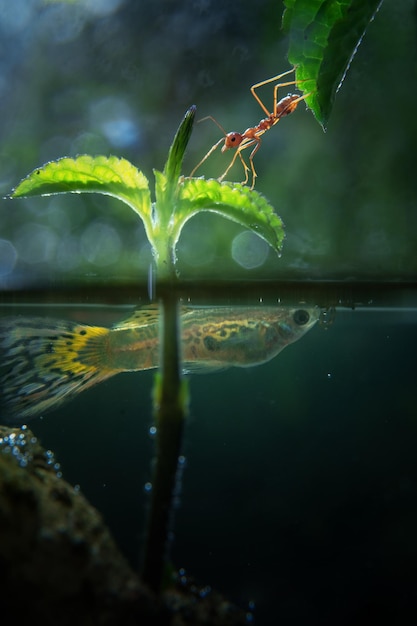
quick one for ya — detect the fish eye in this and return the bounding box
[293,309,310,326]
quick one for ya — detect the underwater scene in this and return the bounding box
[1,282,417,624]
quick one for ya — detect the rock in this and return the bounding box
[0,426,249,625]
[0,425,156,624]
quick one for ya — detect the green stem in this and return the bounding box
[141,106,194,593]
[141,287,188,594]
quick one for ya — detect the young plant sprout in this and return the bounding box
[8,107,287,595]
[190,67,311,189]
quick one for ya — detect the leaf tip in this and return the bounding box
[163,106,197,187]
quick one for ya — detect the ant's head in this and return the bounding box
[222,132,244,152]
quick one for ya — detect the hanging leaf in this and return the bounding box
[282,0,384,127]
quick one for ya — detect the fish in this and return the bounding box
[0,305,319,423]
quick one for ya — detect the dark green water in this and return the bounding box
[1,281,417,624]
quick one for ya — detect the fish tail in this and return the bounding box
[0,316,113,422]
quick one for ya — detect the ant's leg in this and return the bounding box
[237,152,250,186]
[190,137,224,177]
[219,139,256,184]
[250,68,296,116]
[218,148,243,182]
[290,91,312,106]
[247,138,261,189]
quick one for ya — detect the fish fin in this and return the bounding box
[182,361,228,374]
[0,316,113,423]
[113,304,196,330]
[113,304,160,330]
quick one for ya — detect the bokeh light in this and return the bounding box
[14,223,58,265]
[80,220,122,266]
[231,230,269,269]
[89,96,141,149]
[0,239,17,276]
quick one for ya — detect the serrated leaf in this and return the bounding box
[283,0,383,127]
[11,155,152,222]
[8,114,285,278]
[177,178,285,254]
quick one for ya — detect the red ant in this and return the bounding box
[190,68,311,189]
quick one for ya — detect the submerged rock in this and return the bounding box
[0,425,155,624]
[0,426,249,625]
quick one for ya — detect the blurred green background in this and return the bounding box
[0,0,416,284]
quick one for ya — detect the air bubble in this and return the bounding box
[179,570,187,584]
[45,450,54,464]
[144,481,152,493]
[0,430,65,476]
[199,585,211,598]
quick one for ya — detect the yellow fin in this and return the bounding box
[112,304,197,330]
[112,304,160,330]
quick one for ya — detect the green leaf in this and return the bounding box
[153,169,168,220]
[176,178,285,254]
[282,0,383,127]
[163,106,196,191]
[11,155,152,224]
[8,114,285,279]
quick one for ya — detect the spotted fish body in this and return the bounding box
[0,305,318,422]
